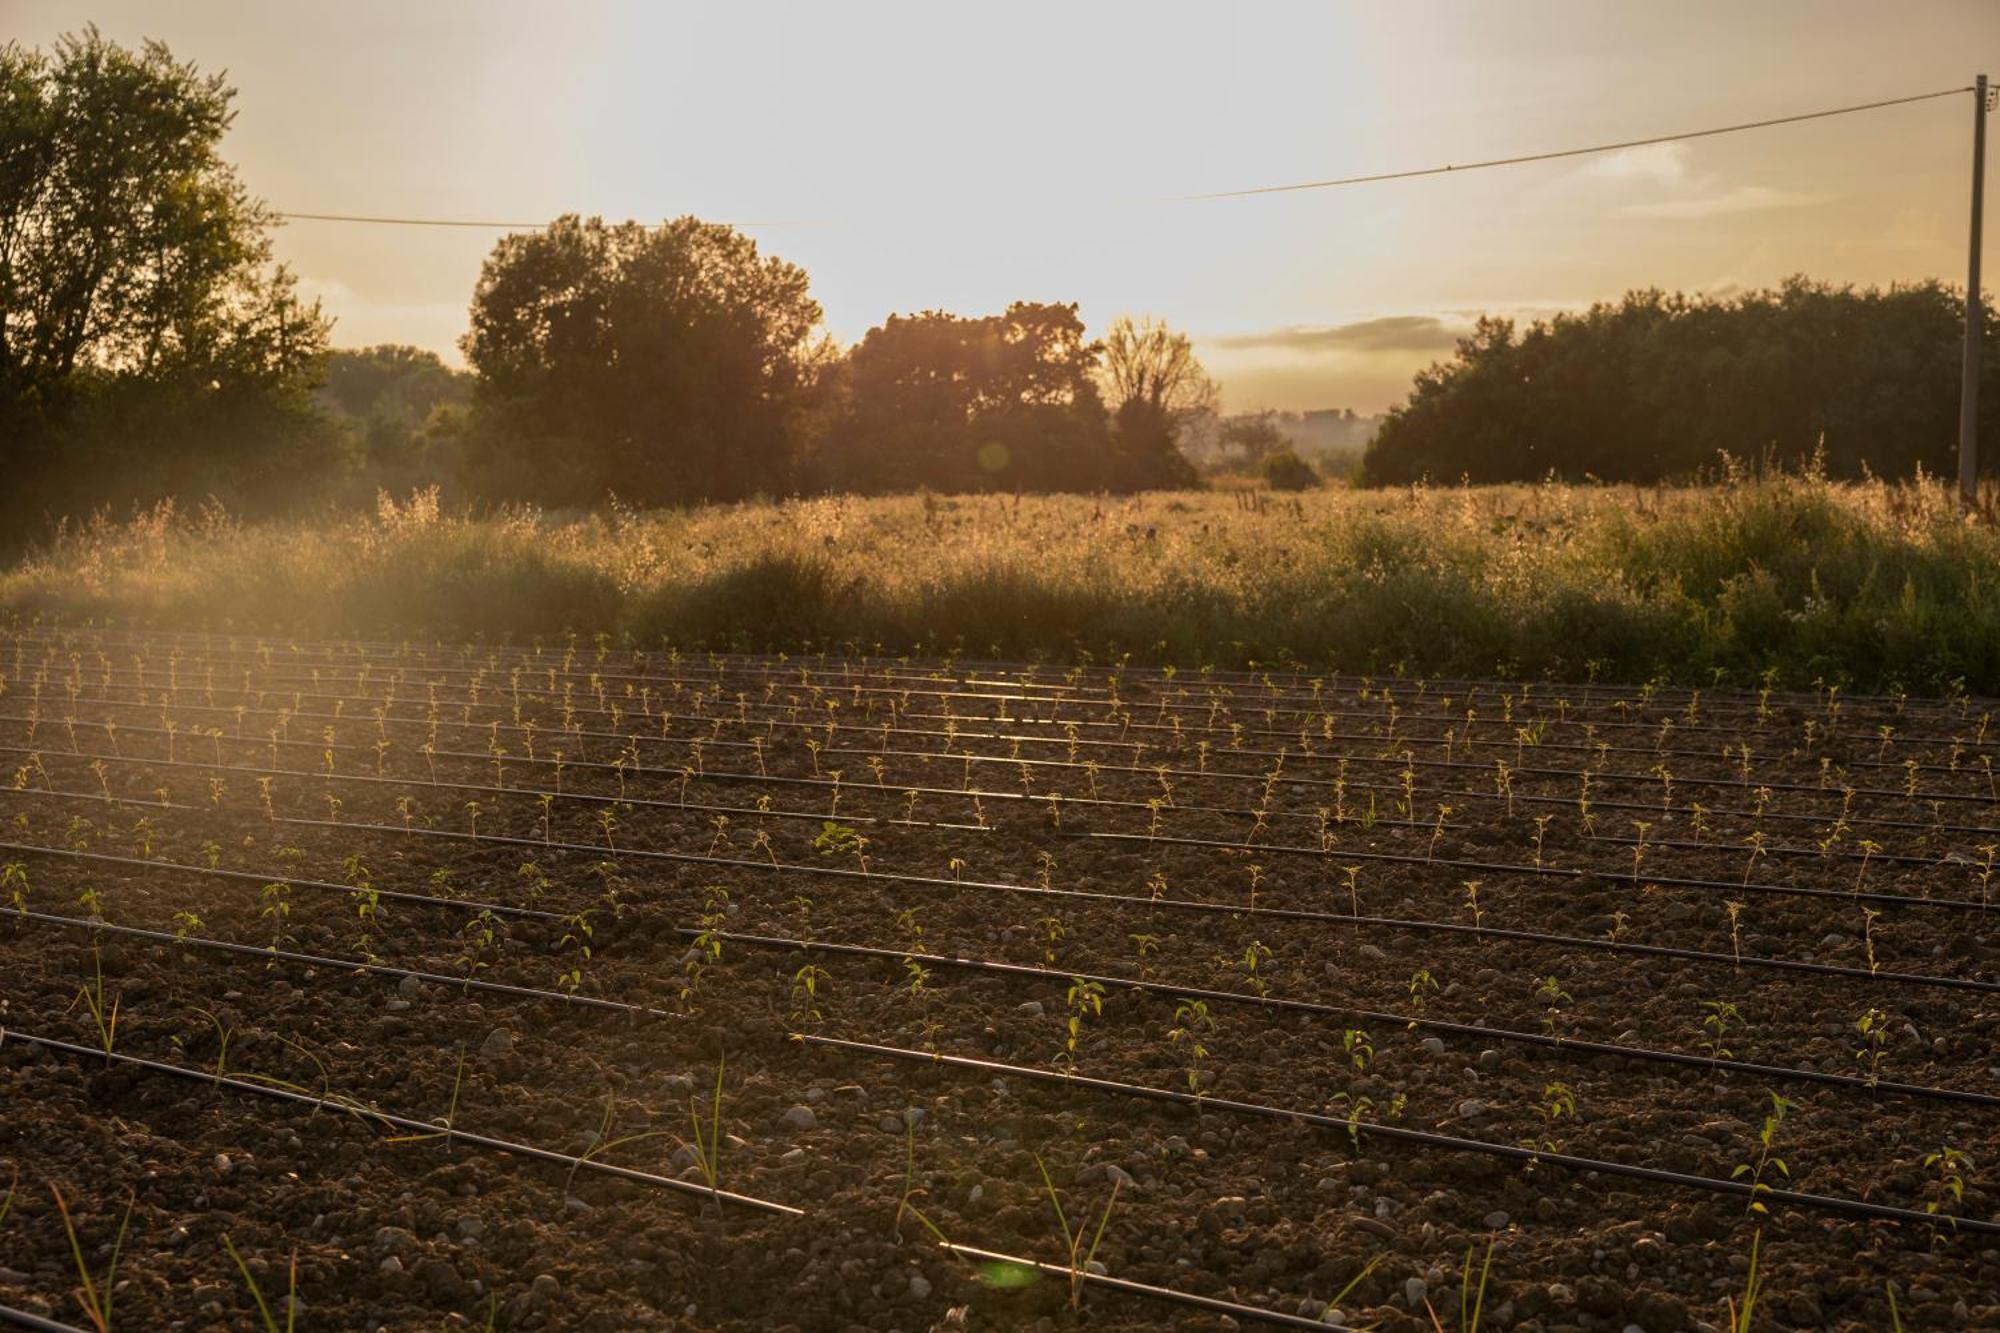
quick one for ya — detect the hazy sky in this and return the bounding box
[12,1,1997,411]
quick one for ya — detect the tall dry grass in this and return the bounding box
[4,476,1997,693]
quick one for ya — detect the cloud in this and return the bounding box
[1213,315,1466,356]
[1619,186,1823,219]
[1579,142,1691,186]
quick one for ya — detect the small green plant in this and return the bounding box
[1406,968,1439,1025]
[556,908,595,992]
[50,1183,135,1333]
[1731,1092,1794,1215]
[1920,1145,1971,1233]
[1534,975,1572,1043]
[260,880,293,955]
[814,820,863,859]
[1699,999,1741,1061]
[1425,1235,1495,1333]
[791,964,831,1026]
[2,861,26,914]
[682,1054,727,1195]
[1340,1027,1373,1072]
[1167,998,1215,1098]
[1525,1081,1576,1156]
[1854,1007,1892,1087]
[1240,939,1273,998]
[1725,1229,1763,1333]
[1058,977,1106,1069]
[69,945,121,1059]
[222,1234,298,1333]
[1033,1151,1121,1312]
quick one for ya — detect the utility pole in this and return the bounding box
[1961,73,1989,512]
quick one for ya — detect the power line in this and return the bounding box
[1184,86,1973,200]
[275,211,808,230]
[268,84,1975,229]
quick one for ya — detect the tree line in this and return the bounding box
[1361,280,2000,486]
[1,31,1236,537]
[5,31,1993,543]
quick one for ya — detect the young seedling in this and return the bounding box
[1730,1092,1794,1215]
[1340,1027,1373,1072]
[1724,1229,1763,1333]
[50,1183,135,1333]
[1854,1007,1892,1088]
[1424,1235,1495,1333]
[1921,1145,1971,1235]
[1167,998,1215,1098]
[681,1055,727,1196]
[1534,975,1573,1043]
[1058,977,1106,1070]
[791,964,831,1026]
[69,945,121,1060]
[3,860,27,914]
[1240,940,1274,999]
[1462,881,1485,940]
[1406,968,1439,1025]
[222,1234,299,1333]
[1033,1152,1121,1312]
[1525,1081,1577,1157]
[1698,999,1741,1062]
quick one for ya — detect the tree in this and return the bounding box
[821,302,1112,493]
[460,215,826,505]
[1360,279,2000,486]
[1099,316,1210,490]
[0,28,331,528]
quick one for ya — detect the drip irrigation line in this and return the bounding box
[34,666,1994,787]
[0,1029,802,1217]
[228,811,2000,993]
[0,841,566,923]
[23,676,1992,788]
[8,786,1996,991]
[14,896,1996,1122]
[18,699,1996,844]
[0,1306,87,1333]
[20,627,1986,722]
[925,1241,1346,1331]
[0,742,903,831]
[800,1035,2000,1236]
[1072,829,1996,914]
[693,928,2000,1110]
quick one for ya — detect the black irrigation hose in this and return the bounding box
[0,1305,86,1333]
[12,907,1997,1276]
[17,629,1990,728]
[0,841,566,923]
[22,634,1981,744]
[28,671,1984,778]
[923,1241,1351,1332]
[8,786,1997,996]
[0,1029,802,1218]
[0,742,902,832]
[801,1035,2000,1237]
[10,729,1990,918]
[19,705,2000,864]
[12,897,1997,1115]
[693,928,2000,1110]
[27,662,1970,785]
[20,702,1992,849]
[1076,829,2000,916]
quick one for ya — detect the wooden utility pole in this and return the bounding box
[1961,74,1989,511]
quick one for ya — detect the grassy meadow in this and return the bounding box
[4,475,1998,694]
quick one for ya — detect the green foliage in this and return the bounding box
[1,28,332,537]
[1362,278,2000,486]
[462,214,826,506]
[1259,448,1320,491]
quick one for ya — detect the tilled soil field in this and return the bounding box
[0,630,1997,1331]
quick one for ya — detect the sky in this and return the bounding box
[12,0,1998,412]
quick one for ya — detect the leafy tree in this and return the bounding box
[1100,316,1208,490]
[0,28,330,530]
[460,215,827,505]
[1361,278,2000,486]
[1260,448,1319,491]
[820,302,1112,493]
[317,346,472,499]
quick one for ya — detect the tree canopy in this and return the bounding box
[1361,278,2000,486]
[0,28,329,529]
[460,214,828,506]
